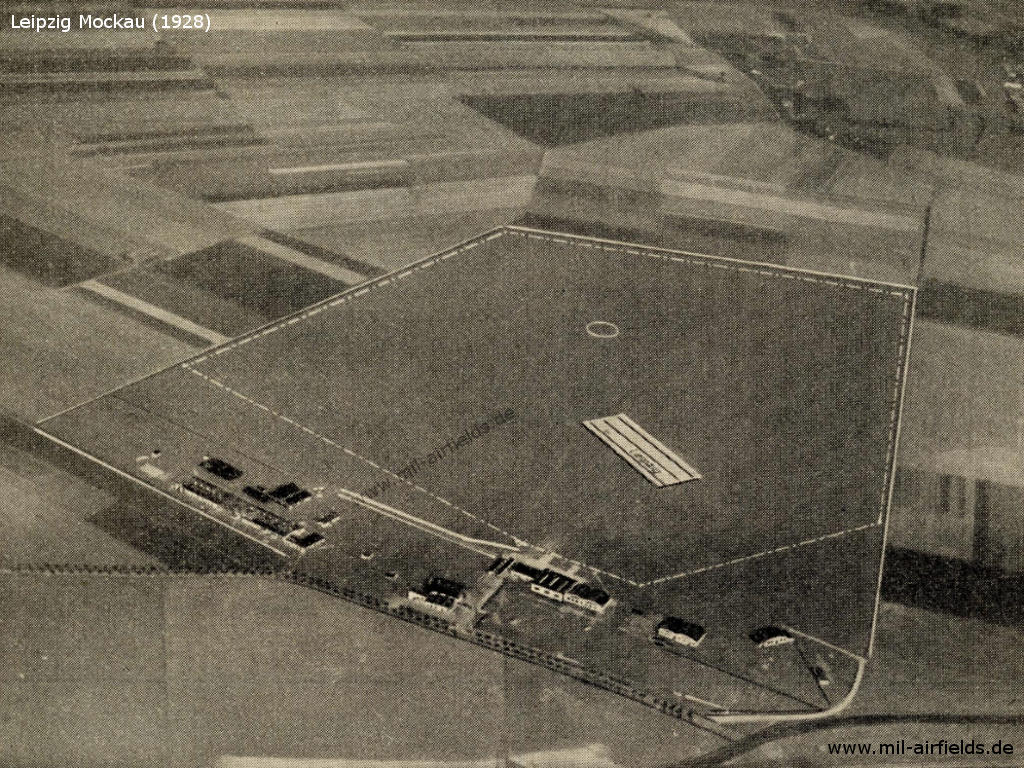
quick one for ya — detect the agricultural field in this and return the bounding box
[0,572,723,767]
[852,601,1024,717]
[287,208,528,270]
[157,240,349,320]
[9,2,1017,760]
[534,121,929,283]
[0,417,161,568]
[99,267,270,339]
[0,214,123,287]
[0,267,199,423]
[899,320,1024,486]
[459,85,773,147]
[94,234,386,342]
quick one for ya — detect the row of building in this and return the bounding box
[655,617,795,650]
[490,557,614,614]
[176,456,325,552]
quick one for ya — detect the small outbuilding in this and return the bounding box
[655,617,707,648]
[749,626,795,648]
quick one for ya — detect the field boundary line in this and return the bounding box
[640,521,881,587]
[182,370,646,587]
[879,291,916,527]
[30,426,288,557]
[869,289,918,658]
[236,234,369,285]
[79,279,231,345]
[184,366,524,547]
[186,229,503,366]
[504,225,917,292]
[35,227,507,426]
[36,226,916,593]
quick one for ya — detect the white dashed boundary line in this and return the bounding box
[186,230,504,367]
[36,231,507,428]
[504,226,916,294]
[183,365,525,549]
[878,292,916,526]
[557,556,642,587]
[868,289,918,659]
[50,226,915,595]
[182,226,913,589]
[640,522,882,587]
[186,226,913,371]
[501,230,915,591]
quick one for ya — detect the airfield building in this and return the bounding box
[656,617,707,648]
[530,569,579,602]
[409,576,467,612]
[198,456,243,481]
[564,582,613,614]
[487,556,515,576]
[749,626,795,648]
[287,529,325,550]
[507,561,544,582]
[315,509,340,526]
[182,476,228,506]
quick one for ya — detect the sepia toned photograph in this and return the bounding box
[0,1,1022,766]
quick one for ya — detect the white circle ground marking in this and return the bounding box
[586,321,620,339]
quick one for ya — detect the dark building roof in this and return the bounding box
[315,509,340,524]
[534,569,577,593]
[183,476,228,505]
[243,485,274,504]
[284,489,313,507]
[567,582,611,606]
[509,561,544,581]
[270,482,302,500]
[249,508,300,537]
[289,530,324,548]
[487,556,514,574]
[657,616,706,642]
[198,456,243,481]
[749,626,793,645]
[424,576,465,600]
[426,592,457,609]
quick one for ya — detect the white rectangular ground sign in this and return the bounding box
[583,413,701,487]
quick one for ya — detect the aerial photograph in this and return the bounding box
[0,0,1022,766]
